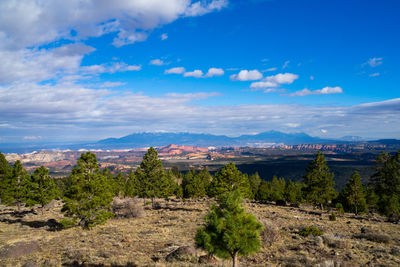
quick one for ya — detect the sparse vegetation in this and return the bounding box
[195,190,263,267]
[298,226,324,237]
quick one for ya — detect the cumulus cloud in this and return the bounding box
[205,68,224,77]
[81,62,141,75]
[184,70,204,78]
[1,82,399,141]
[0,0,228,49]
[99,81,126,88]
[250,73,298,89]
[369,73,380,77]
[165,67,186,74]
[0,0,227,84]
[230,70,263,81]
[289,86,343,97]
[150,59,167,66]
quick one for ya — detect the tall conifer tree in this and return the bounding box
[303,152,337,209]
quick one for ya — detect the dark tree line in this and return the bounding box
[1,148,399,228]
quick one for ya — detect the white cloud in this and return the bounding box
[282,60,290,69]
[165,67,186,74]
[0,0,228,49]
[184,70,204,78]
[1,82,399,141]
[321,129,327,134]
[99,82,126,88]
[0,0,227,84]
[310,75,315,80]
[369,73,380,77]
[250,73,298,89]
[161,33,168,40]
[262,67,277,72]
[265,73,298,84]
[289,86,343,97]
[24,136,42,140]
[230,70,262,81]
[285,123,300,128]
[185,0,228,16]
[150,59,167,66]
[205,68,224,77]
[364,57,383,68]
[81,62,141,75]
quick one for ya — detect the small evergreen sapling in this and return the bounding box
[26,166,58,213]
[196,190,263,267]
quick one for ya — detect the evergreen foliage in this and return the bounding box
[302,151,337,209]
[125,171,138,197]
[269,176,285,202]
[284,179,303,204]
[1,160,30,211]
[136,147,165,203]
[25,166,58,211]
[182,169,208,198]
[370,150,400,216]
[208,163,252,198]
[248,172,261,199]
[339,171,367,215]
[62,152,114,228]
[195,190,263,267]
[255,180,270,201]
[0,152,12,202]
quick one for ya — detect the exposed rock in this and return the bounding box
[0,240,41,258]
[165,245,197,262]
[314,236,324,247]
[198,254,218,264]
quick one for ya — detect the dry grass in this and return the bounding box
[1,198,400,267]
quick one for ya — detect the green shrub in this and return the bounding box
[335,203,344,215]
[329,213,336,221]
[299,226,323,237]
[59,218,77,229]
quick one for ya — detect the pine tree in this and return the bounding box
[370,150,400,216]
[136,147,167,205]
[302,152,337,209]
[182,169,207,198]
[158,169,176,198]
[195,190,263,267]
[284,179,303,204]
[125,171,138,197]
[255,180,271,202]
[208,163,252,198]
[25,166,58,213]
[248,173,261,199]
[340,171,367,215]
[2,160,30,211]
[269,176,286,202]
[62,152,114,228]
[0,152,12,202]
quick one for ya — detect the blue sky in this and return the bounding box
[0,0,399,143]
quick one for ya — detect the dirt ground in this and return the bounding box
[0,198,399,267]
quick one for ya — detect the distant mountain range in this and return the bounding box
[1,131,399,153]
[97,131,332,148]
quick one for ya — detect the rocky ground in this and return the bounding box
[0,198,399,267]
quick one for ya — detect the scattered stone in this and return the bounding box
[0,240,41,258]
[314,236,324,247]
[165,245,197,262]
[22,261,38,267]
[42,258,60,267]
[198,254,218,264]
